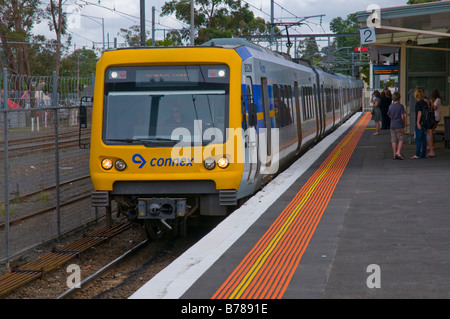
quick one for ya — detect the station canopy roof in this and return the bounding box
[356,1,450,63]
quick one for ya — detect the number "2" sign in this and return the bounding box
[359,27,376,45]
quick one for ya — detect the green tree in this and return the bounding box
[59,48,98,77]
[161,0,271,45]
[329,13,370,82]
[298,36,322,63]
[119,25,181,47]
[0,0,42,75]
[45,0,71,77]
[329,13,359,51]
[119,25,148,46]
[28,35,57,75]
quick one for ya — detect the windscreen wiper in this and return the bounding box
[106,137,182,146]
[107,138,139,143]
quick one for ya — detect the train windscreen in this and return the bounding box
[103,65,229,146]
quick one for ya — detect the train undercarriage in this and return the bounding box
[92,191,236,239]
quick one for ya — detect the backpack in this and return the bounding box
[420,103,436,129]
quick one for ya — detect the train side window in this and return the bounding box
[245,77,258,127]
[280,85,288,127]
[302,86,314,121]
[334,88,339,110]
[325,88,332,113]
[302,86,308,120]
[281,85,291,127]
[305,87,312,120]
[273,84,279,102]
[241,87,248,130]
[304,87,309,120]
[321,84,325,113]
[261,77,272,156]
[330,87,334,111]
[279,85,286,127]
[287,85,294,125]
[273,84,281,128]
[294,82,301,132]
[313,84,317,111]
[301,86,307,120]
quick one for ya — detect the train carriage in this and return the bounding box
[89,38,363,238]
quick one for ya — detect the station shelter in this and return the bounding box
[356,1,450,137]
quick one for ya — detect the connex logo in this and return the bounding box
[132,154,147,168]
[133,154,194,168]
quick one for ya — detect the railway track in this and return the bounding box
[1,214,223,299]
[0,130,224,299]
[56,238,150,299]
[0,222,133,297]
[0,175,92,230]
[1,126,97,272]
[0,130,90,158]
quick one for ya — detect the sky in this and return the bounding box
[32,0,410,53]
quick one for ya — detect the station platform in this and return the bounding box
[131,112,450,299]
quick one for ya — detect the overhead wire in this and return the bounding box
[39,0,326,51]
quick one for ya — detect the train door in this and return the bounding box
[313,84,320,140]
[320,84,326,137]
[338,87,343,124]
[244,76,260,184]
[294,82,302,154]
[261,77,272,167]
[331,86,336,127]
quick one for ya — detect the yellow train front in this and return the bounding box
[89,45,248,237]
[89,39,363,238]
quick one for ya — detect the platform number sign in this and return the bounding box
[360,27,376,45]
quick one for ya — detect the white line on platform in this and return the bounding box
[129,112,361,299]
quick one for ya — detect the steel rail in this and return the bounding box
[0,222,132,297]
[56,238,150,299]
[0,192,92,231]
[16,175,90,202]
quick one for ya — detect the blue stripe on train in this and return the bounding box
[241,83,274,129]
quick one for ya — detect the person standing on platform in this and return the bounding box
[427,89,442,157]
[411,87,428,159]
[371,90,382,135]
[387,92,405,160]
[381,89,392,129]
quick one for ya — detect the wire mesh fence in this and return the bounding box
[0,70,102,268]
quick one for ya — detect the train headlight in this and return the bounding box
[101,158,113,170]
[115,159,127,171]
[204,157,216,170]
[217,157,229,169]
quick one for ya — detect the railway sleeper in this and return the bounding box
[51,249,81,258]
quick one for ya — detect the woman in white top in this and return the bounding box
[431,89,442,123]
[428,89,442,157]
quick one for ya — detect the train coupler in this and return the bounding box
[137,198,187,220]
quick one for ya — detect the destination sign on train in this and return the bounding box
[136,68,199,85]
